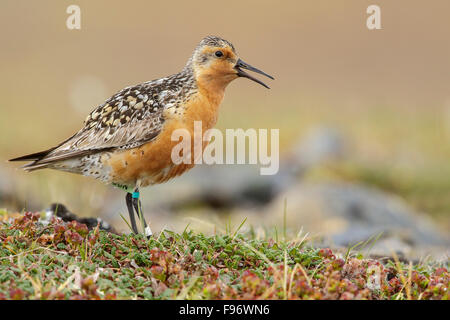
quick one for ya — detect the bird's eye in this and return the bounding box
[215,51,224,58]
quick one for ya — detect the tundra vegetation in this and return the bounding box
[0,210,447,300]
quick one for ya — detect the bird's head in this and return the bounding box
[188,36,274,92]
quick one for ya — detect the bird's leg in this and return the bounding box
[125,192,139,234]
[131,188,152,238]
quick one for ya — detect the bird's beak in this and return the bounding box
[234,58,274,89]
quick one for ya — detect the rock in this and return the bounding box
[263,182,449,257]
[46,203,117,233]
[290,126,346,170]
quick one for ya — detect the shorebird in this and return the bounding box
[9,36,274,236]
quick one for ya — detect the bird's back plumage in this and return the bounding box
[13,67,198,174]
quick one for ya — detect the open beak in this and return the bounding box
[234,58,274,89]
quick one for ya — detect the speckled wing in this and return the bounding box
[32,84,166,165]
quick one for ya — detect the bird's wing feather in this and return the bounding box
[31,83,168,165]
[13,69,198,169]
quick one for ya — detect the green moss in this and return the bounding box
[0,211,448,300]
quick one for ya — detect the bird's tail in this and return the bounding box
[9,148,55,171]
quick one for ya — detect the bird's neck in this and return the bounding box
[173,65,224,130]
[182,61,227,106]
[195,75,226,107]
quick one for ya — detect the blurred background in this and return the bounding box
[1,0,449,259]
